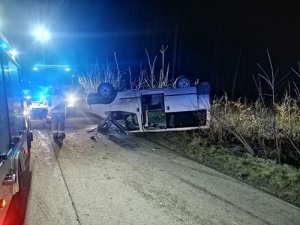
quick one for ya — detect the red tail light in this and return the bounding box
[0,198,6,208]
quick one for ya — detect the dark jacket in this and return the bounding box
[49,92,66,115]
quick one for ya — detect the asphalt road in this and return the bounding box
[16,111,300,225]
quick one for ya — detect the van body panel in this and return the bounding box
[89,84,211,133]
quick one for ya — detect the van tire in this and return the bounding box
[97,83,117,104]
[97,83,116,97]
[174,76,192,88]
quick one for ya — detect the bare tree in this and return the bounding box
[159,45,170,88]
[78,56,126,94]
[254,50,290,163]
[145,49,157,88]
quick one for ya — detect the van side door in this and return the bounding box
[141,91,166,131]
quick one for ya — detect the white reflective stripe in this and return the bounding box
[58,131,65,134]
[52,131,58,133]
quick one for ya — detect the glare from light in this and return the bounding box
[33,25,51,43]
[65,67,71,72]
[33,67,39,71]
[0,42,7,49]
[9,49,18,58]
[0,199,6,208]
[0,18,3,31]
[39,93,46,101]
[66,94,77,107]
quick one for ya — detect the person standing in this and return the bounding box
[49,87,66,140]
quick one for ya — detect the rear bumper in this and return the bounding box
[30,108,48,119]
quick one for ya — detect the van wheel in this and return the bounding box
[97,83,116,98]
[174,76,192,88]
[97,83,117,104]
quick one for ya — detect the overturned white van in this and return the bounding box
[87,77,211,133]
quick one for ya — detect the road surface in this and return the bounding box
[17,111,300,225]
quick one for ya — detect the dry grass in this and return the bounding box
[140,129,300,207]
[138,91,300,207]
[209,95,300,164]
[78,46,173,95]
[78,54,125,95]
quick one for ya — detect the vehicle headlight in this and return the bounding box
[66,94,77,107]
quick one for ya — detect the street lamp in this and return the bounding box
[33,25,51,43]
[32,25,51,64]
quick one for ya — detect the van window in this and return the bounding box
[166,110,207,128]
[111,111,139,131]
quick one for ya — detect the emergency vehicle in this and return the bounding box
[87,76,211,133]
[22,87,49,119]
[22,65,77,121]
[0,33,32,224]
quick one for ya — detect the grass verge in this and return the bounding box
[138,131,300,207]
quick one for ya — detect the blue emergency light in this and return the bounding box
[39,93,47,101]
[0,33,12,50]
[0,42,7,50]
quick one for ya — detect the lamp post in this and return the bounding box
[32,25,51,65]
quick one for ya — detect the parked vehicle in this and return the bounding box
[22,87,50,119]
[0,33,32,224]
[22,66,79,120]
[87,76,211,133]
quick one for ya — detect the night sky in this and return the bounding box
[1,0,300,98]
